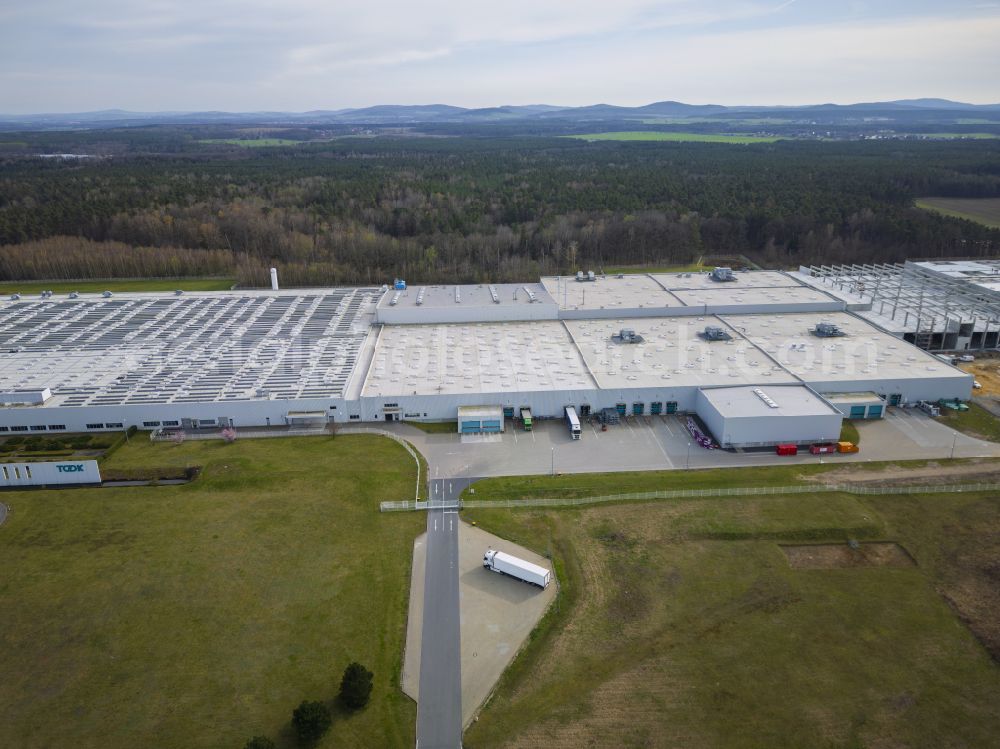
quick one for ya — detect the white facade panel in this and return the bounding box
[1,459,101,487]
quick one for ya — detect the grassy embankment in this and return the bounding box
[0,435,422,749]
[0,278,235,294]
[462,469,1000,748]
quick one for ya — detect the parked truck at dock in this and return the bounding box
[483,548,552,588]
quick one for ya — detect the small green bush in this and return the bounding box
[291,700,331,743]
[339,661,374,710]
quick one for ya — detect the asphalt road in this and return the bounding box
[415,477,473,749]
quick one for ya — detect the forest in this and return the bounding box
[1,130,999,286]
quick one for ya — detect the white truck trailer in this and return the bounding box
[483,548,552,588]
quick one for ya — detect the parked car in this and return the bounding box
[958,354,975,362]
[974,380,983,389]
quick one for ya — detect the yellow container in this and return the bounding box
[837,441,859,453]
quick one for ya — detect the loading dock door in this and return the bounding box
[650,402,662,415]
[665,401,678,414]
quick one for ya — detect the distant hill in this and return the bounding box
[2,98,999,130]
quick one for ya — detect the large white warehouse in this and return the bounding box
[0,269,974,447]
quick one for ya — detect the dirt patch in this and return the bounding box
[782,542,916,569]
[801,458,1000,486]
[960,359,1000,397]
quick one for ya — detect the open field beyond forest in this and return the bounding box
[0,278,235,294]
[0,435,423,749]
[462,472,1000,749]
[567,131,782,144]
[915,197,1000,228]
[198,138,308,147]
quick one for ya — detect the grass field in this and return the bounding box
[0,435,422,749]
[918,133,1000,140]
[0,278,235,294]
[198,138,306,147]
[457,457,979,502]
[915,197,1000,229]
[567,131,781,144]
[462,487,1000,748]
[939,401,1000,442]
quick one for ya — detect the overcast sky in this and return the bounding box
[1,0,998,113]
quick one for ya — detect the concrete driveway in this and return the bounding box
[372,409,1000,480]
[402,522,556,727]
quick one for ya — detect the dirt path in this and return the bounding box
[801,458,1000,486]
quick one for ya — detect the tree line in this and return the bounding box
[1,134,999,285]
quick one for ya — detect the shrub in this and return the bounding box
[339,661,374,710]
[243,737,276,749]
[291,700,331,744]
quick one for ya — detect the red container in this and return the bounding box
[776,443,798,456]
[809,443,837,455]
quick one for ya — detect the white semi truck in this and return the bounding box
[483,548,552,588]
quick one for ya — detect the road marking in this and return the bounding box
[449,516,454,531]
[433,517,438,531]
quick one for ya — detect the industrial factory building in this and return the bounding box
[0,267,975,448]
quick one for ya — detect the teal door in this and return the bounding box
[632,403,645,416]
[665,401,678,414]
[650,402,663,415]
[850,405,866,418]
[868,405,883,418]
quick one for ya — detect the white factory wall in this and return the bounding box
[809,375,972,405]
[694,395,842,448]
[0,376,973,432]
[0,398,351,433]
[1,459,101,487]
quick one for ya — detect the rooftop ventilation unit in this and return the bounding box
[416,287,426,306]
[393,278,407,290]
[9,293,20,300]
[102,291,113,298]
[454,286,461,303]
[700,325,732,341]
[611,328,644,344]
[710,267,736,282]
[68,292,79,299]
[389,291,401,306]
[752,387,780,409]
[813,321,846,337]
[574,270,596,282]
[488,285,500,304]
[523,286,538,303]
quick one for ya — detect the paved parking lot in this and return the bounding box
[401,523,556,726]
[380,409,1000,480]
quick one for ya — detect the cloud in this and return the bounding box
[0,0,998,111]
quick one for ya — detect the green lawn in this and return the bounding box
[462,489,1000,748]
[0,435,422,749]
[403,420,458,434]
[567,131,781,144]
[915,197,1000,229]
[198,138,306,147]
[839,420,860,445]
[939,401,1000,441]
[0,278,235,294]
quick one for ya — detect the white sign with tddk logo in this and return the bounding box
[1,460,101,487]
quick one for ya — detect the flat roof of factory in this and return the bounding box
[0,288,379,406]
[669,285,836,308]
[541,274,682,311]
[361,320,597,397]
[563,317,797,390]
[700,384,842,419]
[718,311,968,382]
[376,282,554,310]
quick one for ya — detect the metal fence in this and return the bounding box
[379,481,1000,512]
